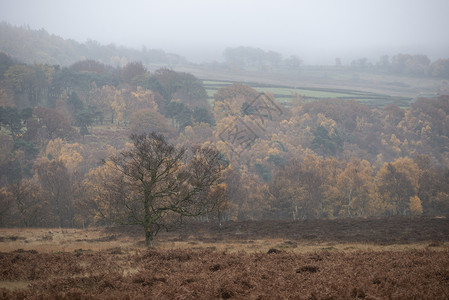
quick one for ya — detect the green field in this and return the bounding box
[203,80,412,108]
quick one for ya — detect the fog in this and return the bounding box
[1,0,448,64]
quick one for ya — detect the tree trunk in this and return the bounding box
[145,227,154,247]
[144,191,153,247]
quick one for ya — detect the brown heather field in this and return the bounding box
[0,216,448,299]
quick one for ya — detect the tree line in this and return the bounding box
[350,53,449,78]
[1,55,449,234]
[223,47,302,70]
[223,46,449,79]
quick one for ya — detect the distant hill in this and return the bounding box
[0,22,186,67]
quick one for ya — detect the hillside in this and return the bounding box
[0,22,185,67]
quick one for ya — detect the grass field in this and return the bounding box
[1,217,448,298]
[172,63,444,109]
[202,79,413,108]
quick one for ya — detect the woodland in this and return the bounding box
[1,53,449,229]
[1,24,449,232]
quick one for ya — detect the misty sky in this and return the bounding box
[1,0,448,64]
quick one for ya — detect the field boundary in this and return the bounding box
[202,79,413,108]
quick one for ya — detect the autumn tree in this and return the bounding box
[311,125,343,156]
[129,108,176,138]
[335,158,377,217]
[82,160,126,226]
[34,159,74,227]
[0,141,38,187]
[177,123,215,149]
[154,68,208,108]
[33,106,77,145]
[214,83,259,104]
[269,152,339,219]
[70,59,109,74]
[89,84,120,124]
[414,155,449,215]
[375,157,422,215]
[163,100,194,131]
[127,86,157,112]
[235,168,273,220]
[0,186,12,226]
[1,178,47,227]
[121,61,147,83]
[3,64,47,106]
[198,181,229,224]
[102,132,225,246]
[213,83,260,122]
[193,106,215,126]
[0,106,24,141]
[44,138,84,172]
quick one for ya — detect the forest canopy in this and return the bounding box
[1,51,449,231]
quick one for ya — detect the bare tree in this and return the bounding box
[106,132,225,246]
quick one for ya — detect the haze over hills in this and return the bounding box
[1,19,449,71]
[0,22,186,67]
[1,0,449,65]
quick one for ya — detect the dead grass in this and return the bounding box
[0,228,141,253]
[1,217,448,255]
[1,247,448,299]
[1,217,449,298]
[0,281,29,291]
[156,238,449,254]
[1,227,447,256]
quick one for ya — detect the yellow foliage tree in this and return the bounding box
[213,96,245,121]
[178,123,215,149]
[409,195,423,215]
[237,169,273,220]
[270,151,341,219]
[82,160,125,225]
[129,86,157,111]
[375,157,420,215]
[335,158,377,217]
[44,138,84,172]
[203,182,231,224]
[112,88,126,125]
